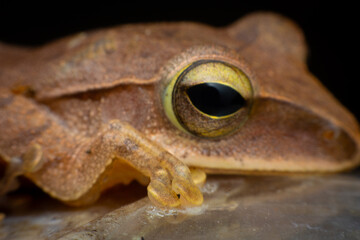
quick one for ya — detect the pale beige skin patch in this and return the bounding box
[0,12,359,208]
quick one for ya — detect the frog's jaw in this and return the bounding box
[185,77,360,174]
[180,126,360,175]
[181,152,360,174]
[175,98,360,175]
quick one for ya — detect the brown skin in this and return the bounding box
[0,12,359,207]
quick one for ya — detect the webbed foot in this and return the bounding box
[147,166,204,208]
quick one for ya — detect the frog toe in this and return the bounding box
[166,163,204,206]
[147,165,204,208]
[190,168,207,186]
[147,179,180,208]
[172,178,203,206]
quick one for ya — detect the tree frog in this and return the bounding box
[0,12,359,208]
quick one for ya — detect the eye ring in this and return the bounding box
[163,59,253,138]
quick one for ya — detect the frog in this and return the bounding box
[0,12,359,208]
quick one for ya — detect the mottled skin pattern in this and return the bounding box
[0,12,359,207]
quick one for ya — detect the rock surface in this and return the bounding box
[1,173,360,240]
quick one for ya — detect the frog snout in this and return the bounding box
[290,101,360,170]
[246,98,360,171]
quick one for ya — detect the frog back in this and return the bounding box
[0,23,240,100]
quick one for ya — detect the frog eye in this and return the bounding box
[163,60,253,138]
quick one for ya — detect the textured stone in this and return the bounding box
[1,173,360,240]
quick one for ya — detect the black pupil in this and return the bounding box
[186,83,245,117]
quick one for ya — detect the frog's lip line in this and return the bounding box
[182,154,360,174]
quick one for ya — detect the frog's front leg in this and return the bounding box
[0,88,203,208]
[75,120,204,207]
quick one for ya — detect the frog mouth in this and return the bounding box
[181,150,360,175]
[177,97,360,174]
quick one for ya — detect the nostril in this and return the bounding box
[322,130,335,141]
[319,127,357,161]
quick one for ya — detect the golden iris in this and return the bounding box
[163,60,253,138]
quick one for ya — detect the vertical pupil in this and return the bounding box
[186,82,245,117]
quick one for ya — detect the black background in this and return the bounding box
[0,2,358,121]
